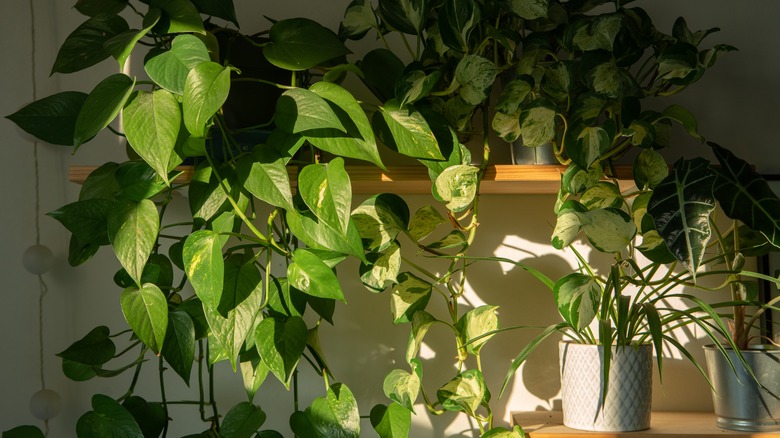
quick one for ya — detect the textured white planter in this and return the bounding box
[704,345,780,431]
[559,342,653,431]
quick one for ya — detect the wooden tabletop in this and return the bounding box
[512,411,780,438]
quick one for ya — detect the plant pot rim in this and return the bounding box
[560,341,652,348]
[703,344,780,353]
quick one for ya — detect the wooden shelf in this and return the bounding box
[512,411,779,438]
[69,164,636,195]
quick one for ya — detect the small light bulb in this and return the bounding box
[22,244,54,275]
[29,389,62,420]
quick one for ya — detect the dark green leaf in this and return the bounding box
[191,0,239,27]
[68,234,100,267]
[73,74,135,148]
[76,394,143,438]
[299,159,352,235]
[276,88,346,134]
[51,14,130,74]
[633,148,668,189]
[219,254,262,316]
[2,426,45,438]
[506,0,549,20]
[48,199,114,245]
[122,396,166,438]
[357,48,404,102]
[104,9,161,70]
[220,402,266,438]
[263,18,350,71]
[439,0,480,53]
[204,277,263,370]
[75,0,128,17]
[6,92,87,145]
[114,161,168,201]
[378,0,429,35]
[648,158,716,276]
[573,15,622,51]
[255,316,308,388]
[152,0,205,34]
[162,310,195,384]
[240,359,270,402]
[352,194,409,251]
[711,143,780,249]
[339,0,377,40]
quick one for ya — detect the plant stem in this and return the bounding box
[159,356,170,438]
[198,341,208,422]
[208,348,220,430]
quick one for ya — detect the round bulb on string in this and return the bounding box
[23,244,54,275]
[29,388,61,420]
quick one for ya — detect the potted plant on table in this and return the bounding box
[489,0,780,433]
[4,0,548,436]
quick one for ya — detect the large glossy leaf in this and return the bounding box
[359,242,401,293]
[220,402,266,438]
[255,316,307,388]
[580,182,622,211]
[276,88,346,134]
[204,277,263,370]
[383,361,422,411]
[162,310,195,384]
[57,326,115,366]
[263,18,350,71]
[73,74,135,148]
[113,161,168,201]
[357,48,405,102]
[434,165,479,213]
[378,0,429,35]
[75,0,128,16]
[711,143,780,249]
[123,90,181,184]
[439,0,480,52]
[352,194,409,252]
[306,82,384,167]
[436,369,488,416]
[299,159,352,235]
[183,230,225,310]
[237,145,294,211]
[219,254,262,316]
[287,248,345,301]
[456,305,499,355]
[506,0,549,19]
[579,208,636,253]
[633,148,668,190]
[568,125,610,170]
[6,92,87,145]
[120,284,168,354]
[455,55,499,106]
[340,0,377,40]
[240,359,269,402]
[107,199,159,286]
[519,101,557,147]
[648,158,716,276]
[122,396,166,438]
[152,0,205,34]
[191,0,239,27]
[390,272,432,324]
[48,198,114,245]
[374,100,444,160]
[51,14,129,74]
[144,34,211,95]
[286,205,365,260]
[104,9,160,70]
[76,394,143,438]
[554,273,601,330]
[370,403,411,438]
[183,62,231,137]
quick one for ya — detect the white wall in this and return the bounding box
[0,0,778,436]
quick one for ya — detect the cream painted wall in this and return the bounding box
[0,0,778,436]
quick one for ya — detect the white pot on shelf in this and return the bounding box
[559,341,653,432]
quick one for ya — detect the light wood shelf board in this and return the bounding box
[69,164,636,195]
[512,411,779,438]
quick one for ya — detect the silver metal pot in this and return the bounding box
[704,345,780,431]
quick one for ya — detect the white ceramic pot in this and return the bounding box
[559,342,653,431]
[704,345,780,431]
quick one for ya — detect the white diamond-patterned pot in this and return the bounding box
[559,342,653,431]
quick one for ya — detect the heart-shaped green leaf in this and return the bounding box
[383,362,422,411]
[120,283,168,354]
[183,62,231,137]
[287,249,345,301]
[455,55,499,105]
[162,310,195,384]
[220,402,267,438]
[299,159,352,235]
[378,0,429,35]
[375,100,444,160]
[370,403,411,438]
[554,273,601,330]
[255,316,307,388]
[104,8,161,70]
[124,90,182,184]
[359,242,401,293]
[436,369,488,416]
[51,14,129,74]
[6,92,87,145]
[107,199,159,286]
[204,277,263,370]
[74,73,135,148]
[183,230,225,310]
[352,194,409,251]
[434,165,479,213]
[237,145,294,211]
[456,305,499,355]
[144,34,211,95]
[390,272,432,324]
[264,18,350,71]
[57,326,115,366]
[76,394,143,438]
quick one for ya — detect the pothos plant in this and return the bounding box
[493,0,780,397]
[4,0,549,436]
